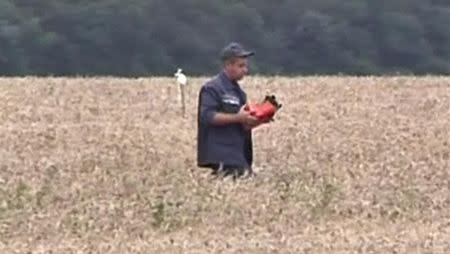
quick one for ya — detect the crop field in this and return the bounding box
[0,76,449,253]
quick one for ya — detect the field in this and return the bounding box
[0,76,449,253]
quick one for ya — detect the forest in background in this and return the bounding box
[1,0,449,76]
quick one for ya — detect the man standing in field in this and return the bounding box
[196,42,267,178]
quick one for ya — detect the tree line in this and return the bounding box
[1,0,449,76]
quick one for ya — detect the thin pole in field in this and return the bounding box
[179,82,186,117]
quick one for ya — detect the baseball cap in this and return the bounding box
[220,42,255,61]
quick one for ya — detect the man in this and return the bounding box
[196,42,267,178]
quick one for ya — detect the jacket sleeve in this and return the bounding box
[199,85,220,125]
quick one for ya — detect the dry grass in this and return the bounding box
[0,75,449,253]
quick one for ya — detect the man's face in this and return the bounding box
[224,57,249,81]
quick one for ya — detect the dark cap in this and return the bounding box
[220,42,255,61]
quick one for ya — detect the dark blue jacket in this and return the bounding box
[197,71,253,169]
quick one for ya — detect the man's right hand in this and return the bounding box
[210,105,259,126]
[237,105,259,126]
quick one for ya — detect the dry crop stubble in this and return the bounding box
[0,76,449,253]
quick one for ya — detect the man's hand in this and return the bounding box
[211,105,258,126]
[237,105,259,126]
[239,105,272,130]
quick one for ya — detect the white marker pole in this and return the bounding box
[179,82,186,117]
